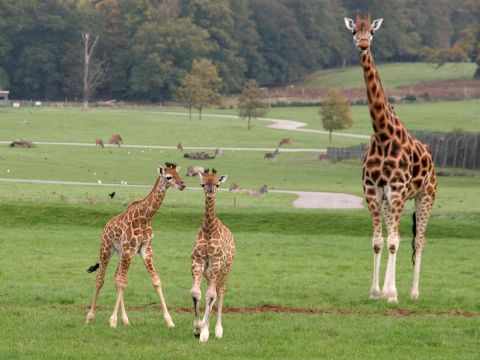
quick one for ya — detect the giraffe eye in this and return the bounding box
[201,184,205,188]
[352,30,357,35]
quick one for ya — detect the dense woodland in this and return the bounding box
[0,0,478,101]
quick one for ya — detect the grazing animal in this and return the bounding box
[241,184,268,197]
[278,138,292,147]
[345,13,436,303]
[95,139,104,148]
[9,139,36,148]
[184,152,215,160]
[177,142,184,152]
[186,166,204,177]
[264,148,279,160]
[190,168,235,342]
[109,134,123,147]
[214,148,223,158]
[229,182,240,193]
[85,163,186,328]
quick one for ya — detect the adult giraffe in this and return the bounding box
[344,13,436,303]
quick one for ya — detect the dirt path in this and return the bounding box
[75,304,478,318]
[0,177,363,209]
[163,111,371,140]
[0,141,325,153]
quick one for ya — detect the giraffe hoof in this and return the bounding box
[109,316,118,328]
[410,291,419,300]
[215,325,223,338]
[199,328,209,343]
[370,289,381,300]
[85,312,94,324]
[387,296,398,304]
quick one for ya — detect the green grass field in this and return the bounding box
[0,106,479,358]
[300,62,477,89]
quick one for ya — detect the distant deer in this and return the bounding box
[109,134,123,147]
[186,166,205,177]
[264,148,279,160]
[278,138,292,147]
[242,184,268,197]
[229,182,241,193]
[95,139,104,148]
[214,148,223,158]
[177,142,184,152]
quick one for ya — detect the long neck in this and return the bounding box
[361,49,394,142]
[202,195,217,232]
[142,177,167,219]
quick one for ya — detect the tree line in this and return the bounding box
[0,0,477,102]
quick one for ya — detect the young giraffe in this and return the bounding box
[190,168,235,342]
[85,162,186,327]
[344,13,436,303]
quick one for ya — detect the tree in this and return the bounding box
[319,89,353,143]
[82,32,106,110]
[189,59,223,120]
[175,74,202,120]
[238,79,268,129]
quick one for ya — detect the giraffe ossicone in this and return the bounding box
[85,162,186,327]
[345,13,436,303]
[190,167,235,342]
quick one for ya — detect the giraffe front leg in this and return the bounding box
[411,192,434,300]
[140,244,174,328]
[200,278,217,343]
[382,193,405,303]
[190,257,204,337]
[215,287,225,338]
[365,191,384,299]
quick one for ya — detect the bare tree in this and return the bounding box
[82,32,107,111]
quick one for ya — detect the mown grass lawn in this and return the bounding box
[0,106,479,358]
[299,62,477,89]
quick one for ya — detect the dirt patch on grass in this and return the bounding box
[78,304,478,317]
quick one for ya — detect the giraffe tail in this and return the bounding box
[411,212,417,266]
[87,263,100,273]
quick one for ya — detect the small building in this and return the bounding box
[0,90,10,106]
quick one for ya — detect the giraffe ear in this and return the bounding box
[198,172,204,182]
[176,165,181,172]
[371,18,383,32]
[157,166,164,175]
[344,17,355,31]
[218,175,228,184]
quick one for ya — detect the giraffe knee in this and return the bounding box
[190,287,201,300]
[151,274,161,287]
[115,276,128,289]
[389,244,397,254]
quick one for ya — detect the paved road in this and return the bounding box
[0,178,364,209]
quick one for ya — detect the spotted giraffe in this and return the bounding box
[344,13,436,303]
[85,163,186,327]
[190,168,235,342]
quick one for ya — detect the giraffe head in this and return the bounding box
[198,168,227,198]
[158,162,186,190]
[344,12,383,52]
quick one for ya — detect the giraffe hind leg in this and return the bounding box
[411,192,434,300]
[86,236,113,324]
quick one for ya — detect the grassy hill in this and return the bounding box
[300,62,477,89]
